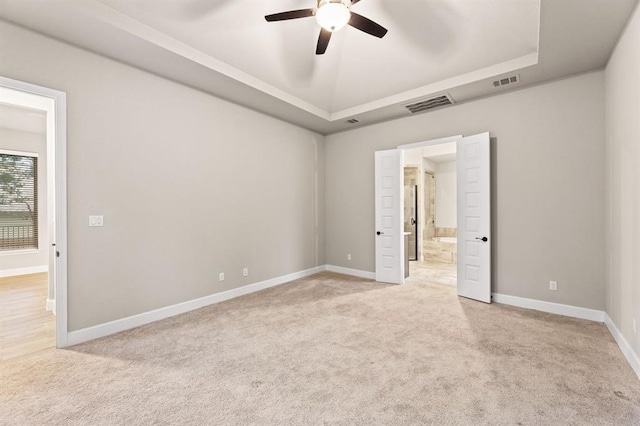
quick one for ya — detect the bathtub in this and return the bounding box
[425,236,457,263]
[433,237,457,243]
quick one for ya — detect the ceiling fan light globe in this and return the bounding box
[316,3,351,32]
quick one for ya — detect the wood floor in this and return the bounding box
[0,272,55,362]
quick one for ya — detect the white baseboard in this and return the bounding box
[67,265,325,347]
[604,313,640,380]
[46,298,56,315]
[492,292,605,322]
[63,267,640,383]
[0,265,48,278]
[325,265,375,280]
[490,293,640,381]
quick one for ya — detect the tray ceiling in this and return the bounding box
[0,0,637,134]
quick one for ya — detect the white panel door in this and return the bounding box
[375,149,404,284]
[457,133,491,303]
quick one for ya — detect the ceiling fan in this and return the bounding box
[265,0,388,55]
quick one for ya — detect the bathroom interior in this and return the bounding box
[403,142,457,286]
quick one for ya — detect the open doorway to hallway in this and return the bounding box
[0,102,54,361]
[0,78,66,356]
[403,141,457,287]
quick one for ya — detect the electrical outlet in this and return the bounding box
[243,268,249,277]
[633,318,637,334]
[219,272,224,282]
[549,281,557,291]
[347,254,351,261]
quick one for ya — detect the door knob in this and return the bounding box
[377,231,384,235]
[410,218,416,226]
[475,237,488,242]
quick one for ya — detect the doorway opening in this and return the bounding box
[402,140,458,287]
[375,132,491,301]
[0,77,68,352]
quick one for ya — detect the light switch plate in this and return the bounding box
[89,215,104,227]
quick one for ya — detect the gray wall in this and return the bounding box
[0,14,619,331]
[435,161,456,228]
[0,20,325,331]
[605,4,640,355]
[0,127,48,272]
[326,71,606,310]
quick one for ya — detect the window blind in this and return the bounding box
[0,153,38,250]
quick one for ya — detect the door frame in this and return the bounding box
[395,135,462,280]
[0,76,68,348]
[372,136,462,284]
[394,134,491,301]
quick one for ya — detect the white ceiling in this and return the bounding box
[0,0,637,134]
[99,0,540,113]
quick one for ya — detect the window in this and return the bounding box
[0,151,38,251]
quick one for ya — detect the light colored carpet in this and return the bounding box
[1,272,639,425]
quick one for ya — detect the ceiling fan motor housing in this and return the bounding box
[316,0,352,32]
[265,0,386,55]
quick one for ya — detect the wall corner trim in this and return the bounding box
[604,313,640,381]
[491,292,605,322]
[66,265,326,347]
[325,265,376,280]
[0,265,48,278]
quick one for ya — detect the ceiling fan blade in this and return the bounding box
[351,0,363,4]
[348,12,388,38]
[265,9,315,22]
[316,28,332,55]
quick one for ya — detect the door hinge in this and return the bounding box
[56,251,60,258]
